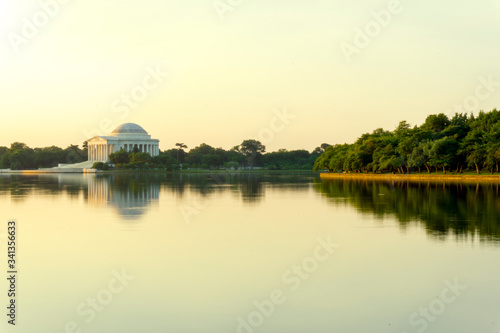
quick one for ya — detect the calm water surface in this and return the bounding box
[0,173,499,333]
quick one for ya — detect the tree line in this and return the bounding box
[0,139,325,171]
[0,143,88,170]
[314,109,500,174]
[103,139,321,170]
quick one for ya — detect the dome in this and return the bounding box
[111,123,148,135]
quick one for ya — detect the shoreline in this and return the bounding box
[0,169,314,175]
[319,172,500,183]
[0,168,97,174]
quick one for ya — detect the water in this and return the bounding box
[0,173,499,333]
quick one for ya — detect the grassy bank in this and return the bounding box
[319,172,500,183]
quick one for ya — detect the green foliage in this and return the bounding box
[0,152,10,169]
[92,162,112,170]
[224,161,240,170]
[0,138,321,171]
[92,162,105,170]
[151,152,179,170]
[130,152,151,163]
[109,149,130,164]
[10,161,22,170]
[0,143,87,170]
[238,139,266,167]
[314,109,500,174]
[263,149,311,170]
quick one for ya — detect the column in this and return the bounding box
[105,144,108,161]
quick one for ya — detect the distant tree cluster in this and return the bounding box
[0,142,87,170]
[314,109,500,174]
[0,139,323,171]
[107,148,179,170]
[110,139,322,171]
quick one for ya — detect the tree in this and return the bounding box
[175,143,188,163]
[311,110,500,174]
[130,152,151,164]
[238,140,266,168]
[10,142,29,151]
[422,113,450,135]
[109,149,130,164]
[0,151,11,169]
[465,143,486,174]
[151,152,179,170]
[186,143,216,168]
[408,145,426,173]
[320,143,331,152]
[428,137,459,174]
[8,143,35,170]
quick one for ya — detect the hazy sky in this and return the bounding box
[1,0,499,152]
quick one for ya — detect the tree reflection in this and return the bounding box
[314,178,500,242]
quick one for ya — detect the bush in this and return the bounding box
[10,161,22,170]
[224,161,239,170]
[92,162,104,170]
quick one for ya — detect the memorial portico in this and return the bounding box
[87,123,160,162]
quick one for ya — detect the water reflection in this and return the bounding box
[88,175,160,220]
[0,172,314,216]
[315,178,500,242]
[3,173,500,242]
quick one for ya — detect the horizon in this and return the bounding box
[1,0,499,152]
[2,107,499,154]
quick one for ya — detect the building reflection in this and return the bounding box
[1,172,315,217]
[87,175,159,220]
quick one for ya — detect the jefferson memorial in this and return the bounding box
[87,123,160,162]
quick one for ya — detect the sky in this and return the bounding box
[1,0,499,152]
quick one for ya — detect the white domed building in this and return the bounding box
[87,123,160,162]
